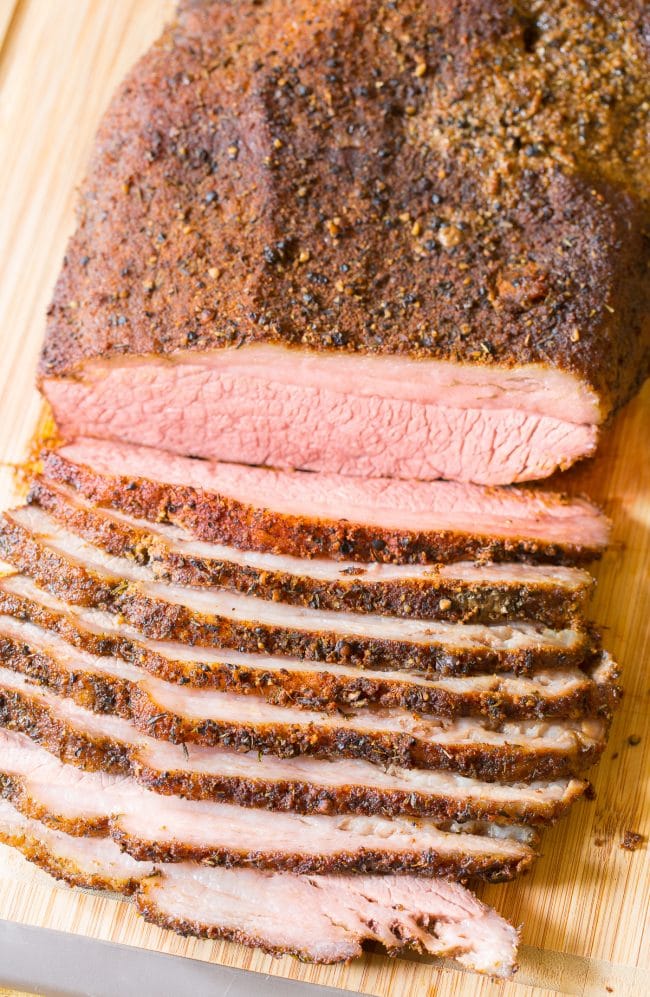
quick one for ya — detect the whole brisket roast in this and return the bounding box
[39,0,649,484]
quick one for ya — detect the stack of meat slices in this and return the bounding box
[0,439,619,978]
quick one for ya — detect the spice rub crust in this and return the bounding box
[40,0,649,416]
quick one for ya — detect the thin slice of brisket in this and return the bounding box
[0,794,518,974]
[42,441,610,564]
[0,507,595,676]
[0,600,619,721]
[0,656,608,780]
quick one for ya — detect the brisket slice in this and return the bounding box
[0,797,518,975]
[0,593,619,721]
[137,865,519,973]
[0,732,536,881]
[42,441,610,565]
[0,507,594,676]
[0,670,589,824]
[0,797,152,894]
[29,478,593,627]
[39,1,648,486]
[0,648,608,779]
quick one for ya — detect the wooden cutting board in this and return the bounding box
[0,2,648,994]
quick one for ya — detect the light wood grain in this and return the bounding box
[0,2,648,995]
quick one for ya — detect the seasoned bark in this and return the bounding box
[130,696,607,781]
[0,772,111,838]
[0,740,537,882]
[0,670,590,825]
[29,478,593,627]
[40,448,608,566]
[0,613,621,722]
[0,821,146,895]
[0,511,596,676]
[40,0,649,414]
[0,636,609,780]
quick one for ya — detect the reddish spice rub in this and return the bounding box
[0,510,597,677]
[39,444,610,566]
[28,478,594,627]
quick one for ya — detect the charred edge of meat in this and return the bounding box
[39,452,605,566]
[0,684,590,825]
[130,689,607,781]
[0,630,620,723]
[28,480,591,626]
[0,640,133,718]
[0,824,143,894]
[0,520,597,676]
[0,773,533,881]
[135,763,588,826]
[0,660,608,781]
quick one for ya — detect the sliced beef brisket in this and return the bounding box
[29,478,594,626]
[0,793,518,974]
[0,797,152,894]
[42,440,610,564]
[0,602,619,721]
[0,507,595,676]
[0,732,536,881]
[0,671,590,825]
[0,653,608,780]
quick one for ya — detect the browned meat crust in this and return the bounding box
[0,642,607,780]
[0,821,144,894]
[0,818,520,972]
[134,895,309,962]
[115,833,531,882]
[0,774,532,882]
[0,624,619,723]
[0,682,132,774]
[40,0,649,419]
[0,516,596,676]
[29,479,592,627]
[0,681,589,825]
[133,697,605,781]
[40,450,606,566]
[0,772,110,837]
